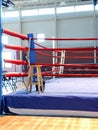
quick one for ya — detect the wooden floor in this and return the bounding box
[0,115,98,130]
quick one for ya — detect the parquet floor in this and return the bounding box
[0,115,98,130]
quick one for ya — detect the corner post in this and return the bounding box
[0,0,3,115]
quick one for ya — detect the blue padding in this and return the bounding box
[27,33,36,64]
[27,33,36,82]
[2,94,98,112]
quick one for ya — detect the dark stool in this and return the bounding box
[36,80,45,92]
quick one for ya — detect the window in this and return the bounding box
[95,4,98,10]
[2,52,12,68]
[2,12,4,17]
[56,6,74,14]
[75,4,94,12]
[2,36,11,68]
[22,9,38,16]
[4,11,19,17]
[39,8,55,15]
[2,35,8,44]
[37,33,45,43]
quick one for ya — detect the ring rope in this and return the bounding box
[4,44,98,52]
[36,51,60,59]
[3,29,28,40]
[3,29,98,41]
[64,68,98,71]
[35,42,60,53]
[4,59,98,72]
[41,73,98,77]
[3,29,98,78]
[4,59,28,65]
[4,44,28,51]
[62,56,98,59]
[32,47,98,51]
[30,63,98,67]
[5,60,98,69]
[34,41,61,58]
[67,51,95,54]
[35,42,47,49]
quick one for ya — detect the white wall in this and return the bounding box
[22,17,55,47]
[57,15,95,47]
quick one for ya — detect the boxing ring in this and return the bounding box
[2,78,98,117]
[1,29,98,117]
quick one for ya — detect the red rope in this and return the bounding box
[5,73,98,77]
[5,72,98,77]
[3,29,28,40]
[5,72,28,77]
[35,42,47,49]
[4,44,28,51]
[4,44,60,59]
[5,44,98,52]
[30,63,98,67]
[64,56,98,59]
[36,51,60,59]
[42,73,98,77]
[67,51,96,54]
[5,60,98,68]
[33,47,98,51]
[35,42,60,53]
[4,59,28,65]
[3,29,98,41]
[44,37,98,41]
[64,68,98,71]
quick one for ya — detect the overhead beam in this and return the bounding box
[2,0,15,7]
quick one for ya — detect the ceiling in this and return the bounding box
[3,0,94,10]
